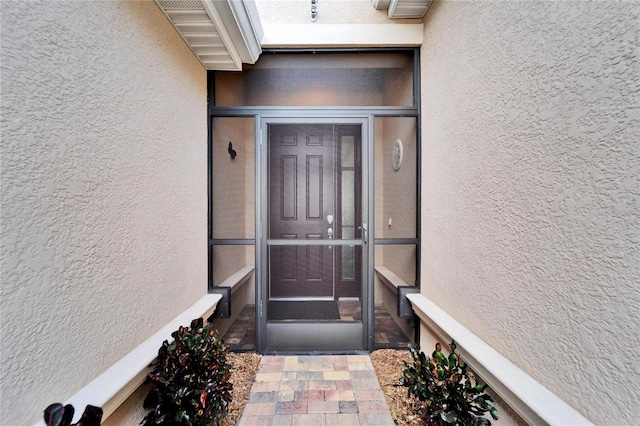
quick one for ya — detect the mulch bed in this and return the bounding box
[220,352,262,426]
[370,349,426,426]
[221,349,424,425]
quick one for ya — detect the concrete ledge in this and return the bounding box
[217,265,254,295]
[212,266,255,318]
[35,294,223,425]
[375,265,416,330]
[375,265,410,292]
[406,293,594,426]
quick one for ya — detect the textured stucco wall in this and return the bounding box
[0,1,207,424]
[420,1,639,423]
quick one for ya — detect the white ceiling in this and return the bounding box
[154,0,431,71]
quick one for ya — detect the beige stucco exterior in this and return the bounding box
[1,0,638,425]
[420,1,639,424]
[0,1,207,424]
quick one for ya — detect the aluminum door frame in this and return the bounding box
[256,115,374,354]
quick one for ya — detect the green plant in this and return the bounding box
[44,403,102,426]
[142,318,232,426]
[399,341,498,425]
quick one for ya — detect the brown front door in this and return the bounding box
[268,124,336,299]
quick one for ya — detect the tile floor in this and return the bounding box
[238,355,396,426]
[223,303,412,352]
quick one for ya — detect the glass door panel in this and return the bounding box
[372,116,419,349]
[210,117,256,351]
[211,117,255,239]
[215,52,415,107]
[374,117,417,239]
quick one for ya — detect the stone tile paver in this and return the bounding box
[309,363,334,371]
[251,381,280,392]
[358,412,395,425]
[249,391,279,403]
[307,400,340,414]
[335,380,354,390]
[278,390,295,402]
[354,388,386,401]
[280,380,308,392]
[323,370,351,381]
[272,415,292,426]
[347,362,373,371]
[308,380,336,390]
[294,390,324,401]
[350,369,378,380]
[255,372,282,382]
[259,363,286,373]
[295,371,324,380]
[281,371,297,380]
[240,355,395,425]
[291,413,325,426]
[326,412,360,425]
[242,402,276,416]
[339,400,359,413]
[357,399,389,413]
[238,415,273,426]
[352,378,382,389]
[325,389,356,401]
[262,355,286,363]
[276,400,307,415]
[283,362,308,372]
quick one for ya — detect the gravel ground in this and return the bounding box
[220,352,262,426]
[221,349,424,426]
[370,349,426,426]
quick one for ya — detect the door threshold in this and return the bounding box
[265,322,364,351]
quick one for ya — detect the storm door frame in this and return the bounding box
[208,48,422,354]
[259,116,372,354]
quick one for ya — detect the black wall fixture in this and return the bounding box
[228,142,237,159]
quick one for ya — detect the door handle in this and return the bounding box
[361,223,368,244]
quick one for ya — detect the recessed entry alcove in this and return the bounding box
[209,50,420,354]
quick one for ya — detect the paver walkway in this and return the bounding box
[238,355,396,425]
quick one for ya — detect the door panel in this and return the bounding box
[335,125,362,298]
[269,125,335,299]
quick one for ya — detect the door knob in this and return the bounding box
[327,227,333,238]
